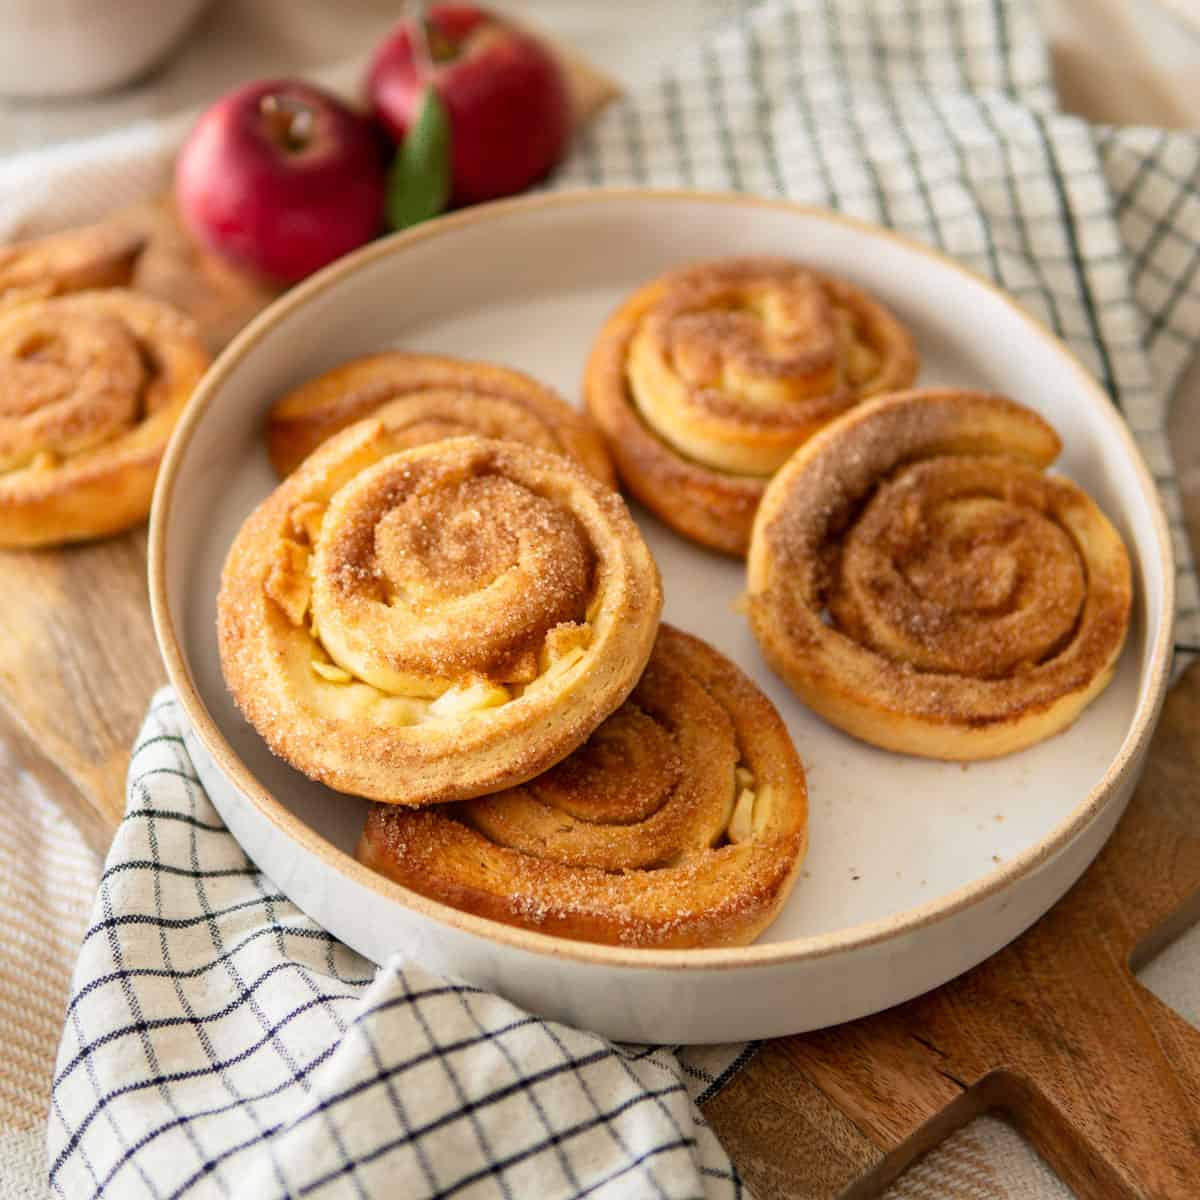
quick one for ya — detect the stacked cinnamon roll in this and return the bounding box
[220,350,808,948]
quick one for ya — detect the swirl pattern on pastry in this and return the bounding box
[0,224,144,308]
[219,431,662,806]
[746,389,1133,760]
[0,289,210,546]
[356,625,807,948]
[266,351,614,485]
[586,257,918,555]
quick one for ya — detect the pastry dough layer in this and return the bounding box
[586,257,918,555]
[357,626,808,948]
[746,389,1133,760]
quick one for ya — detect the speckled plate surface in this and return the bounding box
[149,190,1173,1043]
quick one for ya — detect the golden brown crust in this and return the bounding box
[266,351,615,486]
[585,257,918,556]
[745,389,1133,760]
[0,224,144,309]
[218,432,662,806]
[0,289,209,547]
[356,625,808,948]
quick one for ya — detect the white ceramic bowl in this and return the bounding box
[0,0,212,97]
[149,190,1174,1044]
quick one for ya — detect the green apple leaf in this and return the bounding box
[386,87,452,230]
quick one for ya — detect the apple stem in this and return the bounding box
[410,2,458,68]
[258,93,314,153]
[425,22,459,63]
[410,1,433,72]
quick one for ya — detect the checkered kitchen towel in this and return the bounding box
[557,0,1200,655]
[47,693,750,1199]
[46,1,1200,1198]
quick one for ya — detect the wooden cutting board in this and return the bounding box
[6,141,1200,1200]
[706,662,1200,1199]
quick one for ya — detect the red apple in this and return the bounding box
[175,79,386,284]
[367,4,570,207]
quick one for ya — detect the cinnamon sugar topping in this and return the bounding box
[622,257,919,477]
[0,308,146,471]
[747,390,1132,758]
[218,431,662,807]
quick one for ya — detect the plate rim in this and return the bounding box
[148,186,1176,972]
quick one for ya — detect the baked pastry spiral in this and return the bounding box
[266,351,614,485]
[746,389,1133,760]
[356,625,808,948]
[0,224,144,308]
[585,257,918,555]
[0,289,210,547]
[219,430,661,806]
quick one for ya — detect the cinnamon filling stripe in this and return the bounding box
[621,258,918,476]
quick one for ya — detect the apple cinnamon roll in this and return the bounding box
[586,257,918,555]
[266,351,614,486]
[0,224,144,308]
[219,431,661,806]
[356,625,808,948]
[0,289,210,547]
[746,390,1133,760]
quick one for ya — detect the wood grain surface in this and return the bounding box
[5,130,1199,1200]
[704,663,1200,1197]
[0,199,277,845]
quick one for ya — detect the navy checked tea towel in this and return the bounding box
[47,693,750,1199]
[47,1,1200,1197]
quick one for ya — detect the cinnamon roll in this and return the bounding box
[218,431,661,806]
[585,257,918,555]
[356,625,807,948]
[266,351,614,486]
[0,289,210,547]
[746,389,1133,760]
[0,224,144,308]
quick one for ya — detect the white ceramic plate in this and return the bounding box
[150,190,1173,1043]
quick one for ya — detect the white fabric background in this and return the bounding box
[1,2,1198,1198]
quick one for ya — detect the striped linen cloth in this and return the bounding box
[36,1,1200,1198]
[0,722,102,1198]
[553,0,1200,655]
